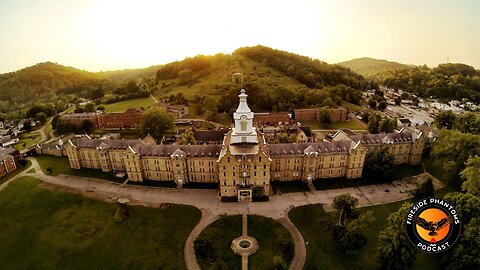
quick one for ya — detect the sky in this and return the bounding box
[0,0,479,73]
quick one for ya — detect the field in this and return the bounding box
[0,176,201,270]
[14,131,41,150]
[195,215,294,270]
[103,96,155,112]
[35,156,123,182]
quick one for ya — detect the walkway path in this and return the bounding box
[0,157,443,270]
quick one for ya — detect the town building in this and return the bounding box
[61,113,99,128]
[253,112,291,127]
[97,108,142,130]
[64,89,425,201]
[294,107,348,122]
[166,105,189,119]
[0,154,16,178]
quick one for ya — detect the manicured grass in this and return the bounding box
[195,215,294,270]
[341,101,364,112]
[0,160,32,185]
[0,176,201,270]
[248,215,294,270]
[195,215,242,270]
[103,96,155,112]
[14,131,41,150]
[331,120,366,130]
[35,156,123,183]
[26,168,36,173]
[272,180,309,194]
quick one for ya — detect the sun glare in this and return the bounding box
[84,0,325,70]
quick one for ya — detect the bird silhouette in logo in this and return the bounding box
[413,216,451,236]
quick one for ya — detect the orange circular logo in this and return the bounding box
[406,197,461,253]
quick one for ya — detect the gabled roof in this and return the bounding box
[300,127,313,137]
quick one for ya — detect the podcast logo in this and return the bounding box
[405,197,461,253]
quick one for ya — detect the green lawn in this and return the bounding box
[0,160,32,185]
[341,101,364,112]
[331,120,366,130]
[289,185,455,270]
[14,131,41,150]
[44,123,52,140]
[103,96,155,112]
[195,215,242,270]
[35,156,123,183]
[248,215,294,270]
[195,215,294,270]
[0,176,201,270]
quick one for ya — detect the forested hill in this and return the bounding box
[375,63,480,103]
[97,65,163,83]
[153,46,371,115]
[338,57,411,77]
[0,62,105,115]
[234,45,368,90]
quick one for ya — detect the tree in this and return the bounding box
[91,87,105,99]
[394,97,401,105]
[35,112,47,124]
[367,98,377,109]
[378,100,387,111]
[363,146,395,181]
[81,120,94,133]
[51,114,60,129]
[331,194,374,251]
[460,155,480,196]
[332,193,359,226]
[414,177,434,199]
[74,107,85,113]
[447,218,480,270]
[96,105,105,111]
[140,108,174,141]
[318,108,333,128]
[177,129,197,145]
[178,69,193,85]
[367,113,381,133]
[23,120,32,131]
[378,202,416,270]
[84,103,96,113]
[453,112,480,134]
[379,118,396,133]
[434,110,456,129]
[273,133,296,143]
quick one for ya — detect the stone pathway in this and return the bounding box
[0,157,445,270]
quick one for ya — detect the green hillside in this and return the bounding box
[338,57,411,77]
[96,65,162,83]
[153,46,369,115]
[0,62,106,118]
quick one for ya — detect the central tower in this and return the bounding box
[231,89,258,144]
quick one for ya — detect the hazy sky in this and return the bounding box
[0,0,479,73]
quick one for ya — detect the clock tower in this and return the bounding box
[231,89,258,144]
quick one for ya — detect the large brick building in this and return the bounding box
[294,107,348,122]
[0,154,16,178]
[64,90,425,201]
[253,112,291,126]
[97,108,142,130]
[61,113,98,128]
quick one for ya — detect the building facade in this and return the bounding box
[97,108,142,130]
[64,90,425,201]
